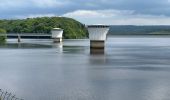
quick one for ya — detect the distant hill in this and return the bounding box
[0,17,88,39]
[109,25,170,35]
[1,17,170,39]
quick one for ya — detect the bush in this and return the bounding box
[0,28,7,44]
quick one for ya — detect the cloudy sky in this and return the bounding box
[1,0,170,25]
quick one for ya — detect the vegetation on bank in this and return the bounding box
[0,17,88,39]
[0,28,6,44]
[109,25,170,35]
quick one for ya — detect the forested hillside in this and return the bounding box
[109,25,170,35]
[0,17,88,39]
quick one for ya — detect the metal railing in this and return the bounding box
[7,33,51,36]
[7,33,51,39]
[0,89,24,100]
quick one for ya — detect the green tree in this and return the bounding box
[0,17,88,39]
[0,28,7,44]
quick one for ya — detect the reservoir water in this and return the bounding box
[1,37,170,100]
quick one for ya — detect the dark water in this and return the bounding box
[1,37,170,100]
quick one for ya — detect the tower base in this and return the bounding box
[53,38,62,43]
[90,40,105,54]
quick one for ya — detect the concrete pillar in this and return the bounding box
[87,25,110,54]
[51,28,63,43]
[53,38,62,43]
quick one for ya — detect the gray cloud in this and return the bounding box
[0,0,170,24]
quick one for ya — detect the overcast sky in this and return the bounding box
[1,0,170,25]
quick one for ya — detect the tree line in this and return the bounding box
[0,17,88,39]
[0,28,6,43]
[109,25,170,35]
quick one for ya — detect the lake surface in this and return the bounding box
[1,37,170,100]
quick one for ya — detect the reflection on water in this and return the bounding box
[52,43,63,53]
[90,49,105,55]
[63,46,88,54]
[0,43,52,48]
[1,37,170,100]
[89,55,106,65]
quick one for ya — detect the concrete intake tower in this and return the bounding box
[87,25,110,54]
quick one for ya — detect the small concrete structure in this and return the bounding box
[51,28,63,43]
[87,25,110,54]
